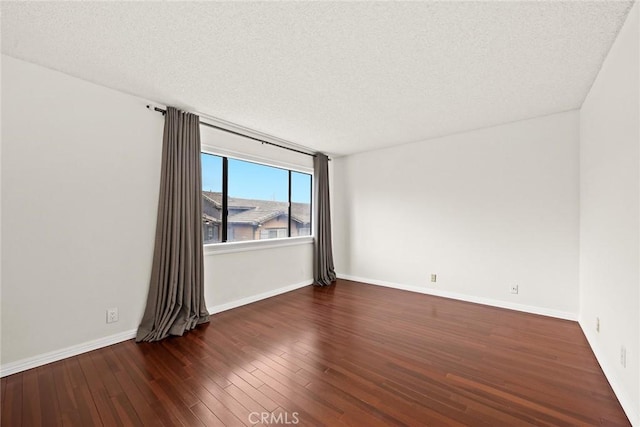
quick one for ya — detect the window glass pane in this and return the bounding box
[291,171,312,237]
[227,158,289,242]
[201,153,223,244]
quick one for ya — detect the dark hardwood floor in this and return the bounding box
[1,279,630,426]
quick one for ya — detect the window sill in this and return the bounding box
[204,236,314,256]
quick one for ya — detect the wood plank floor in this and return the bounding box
[1,279,630,426]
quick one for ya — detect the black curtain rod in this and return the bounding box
[147,105,317,158]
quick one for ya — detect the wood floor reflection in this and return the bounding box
[1,279,630,426]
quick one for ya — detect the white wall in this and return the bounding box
[333,110,580,318]
[579,2,639,424]
[1,55,162,369]
[1,55,313,374]
[204,243,312,312]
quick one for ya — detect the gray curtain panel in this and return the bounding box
[313,153,337,286]
[136,107,210,342]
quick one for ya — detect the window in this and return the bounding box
[201,153,312,244]
[260,228,287,239]
[228,158,288,242]
[201,153,223,244]
[291,171,312,237]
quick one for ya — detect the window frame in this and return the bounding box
[201,146,314,255]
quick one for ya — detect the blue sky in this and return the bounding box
[201,154,311,203]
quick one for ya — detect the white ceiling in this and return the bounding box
[1,1,634,157]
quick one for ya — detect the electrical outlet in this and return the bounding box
[620,346,626,368]
[510,284,519,294]
[430,274,437,283]
[596,317,600,333]
[106,307,119,324]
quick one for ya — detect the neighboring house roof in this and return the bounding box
[202,191,311,226]
[229,207,287,225]
[202,193,222,209]
[202,213,220,224]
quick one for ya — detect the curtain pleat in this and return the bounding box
[313,153,337,286]
[136,107,209,342]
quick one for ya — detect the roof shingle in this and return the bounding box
[202,191,310,225]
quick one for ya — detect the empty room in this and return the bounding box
[1,1,638,426]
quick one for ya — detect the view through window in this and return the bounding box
[202,153,312,244]
[291,171,312,237]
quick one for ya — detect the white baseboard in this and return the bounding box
[1,279,314,378]
[337,274,578,321]
[0,329,137,378]
[208,279,313,314]
[579,321,639,427]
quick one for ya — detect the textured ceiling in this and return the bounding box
[1,1,634,156]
